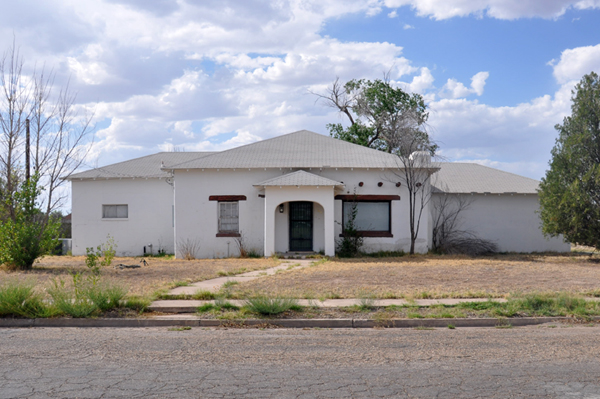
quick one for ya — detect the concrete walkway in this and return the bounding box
[168,259,313,295]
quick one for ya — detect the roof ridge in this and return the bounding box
[165,130,321,169]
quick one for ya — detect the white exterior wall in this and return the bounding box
[71,178,174,256]
[173,168,431,258]
[433,193,570,253]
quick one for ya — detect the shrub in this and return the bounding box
[0,176,61,270]
[244,296,301,315]
[85,235,117,274]
[178,238,200,260]
[336,199,363,257]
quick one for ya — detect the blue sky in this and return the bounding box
[2,0,600,187]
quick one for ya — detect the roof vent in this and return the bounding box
[409,151,431,165]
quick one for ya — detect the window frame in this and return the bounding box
[341,200,393,237]
[217,201,240,237]
[102,204,128,220]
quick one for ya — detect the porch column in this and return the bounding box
[323,192,335,257]
[264,189,276,257]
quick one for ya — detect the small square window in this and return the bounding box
[219,202,239,233]
[103,204,128,219]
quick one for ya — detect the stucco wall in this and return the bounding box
[432,193,570,253]
[71,178,174,256]
[173,168,431,258]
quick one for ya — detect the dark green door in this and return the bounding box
[289,202,313,251]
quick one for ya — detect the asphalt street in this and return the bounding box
[1,324,600,398]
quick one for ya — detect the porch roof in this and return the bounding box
[253,170,344,187]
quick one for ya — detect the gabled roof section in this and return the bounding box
[68,152,215,180]
[433,163,540,194]
[254,170,344,187]
[167,130,400,170]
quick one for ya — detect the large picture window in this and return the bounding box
[342,201,391,236]
[219,202,239,233]
[102,204,128,219]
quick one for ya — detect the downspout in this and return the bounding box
[165,170,176,258]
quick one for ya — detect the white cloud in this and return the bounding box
[2,0,596,182]
[404,67,434,93]
[383,0,600,20]
[439,71,489,98]
[550,43,600,84]
[470,71,490,95]
[403,23,414,29]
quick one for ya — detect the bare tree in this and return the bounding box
[315,76,437,254]
[389,144,437,255]
[0,40,94,220]
[0,43,29,219]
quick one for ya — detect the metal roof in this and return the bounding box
[67,152,215,180]
[254,170,344,187]
[67,132,540,194]
[166,130,401,170]
[432,162,539,194]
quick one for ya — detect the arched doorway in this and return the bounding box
[289,201,313,251]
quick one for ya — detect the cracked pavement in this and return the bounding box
[1,325,600,398]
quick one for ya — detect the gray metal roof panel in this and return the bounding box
[68,152,215,179]
[168,130,400,169]
[254,170,344,187]
[432,163,540,194]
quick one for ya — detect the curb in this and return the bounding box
[0,316,586,329]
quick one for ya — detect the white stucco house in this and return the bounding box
[68,130,569,257]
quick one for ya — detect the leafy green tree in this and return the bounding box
[539,71,600,249]
[0,175,60,270]
[315,77,436,155]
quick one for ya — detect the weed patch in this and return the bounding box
[244,296,302,315]
[0,279,56,318]
[192,290,216,300]
[168,326,191,331]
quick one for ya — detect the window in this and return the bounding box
[102,204,128,219]
[342,201,391,236]
[219,202,239,233]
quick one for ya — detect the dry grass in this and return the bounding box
[0,256,278,297]
[228,253,600,299]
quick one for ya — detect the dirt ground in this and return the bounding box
[0,256,278,297]
[228,253,600,299]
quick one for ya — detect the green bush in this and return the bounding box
[0,279,56,318]
[85,235,117,274]
[244,296,302,315]
[0,176,60,270]
[336,199,363,258]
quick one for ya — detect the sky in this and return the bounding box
[2,0,600,182]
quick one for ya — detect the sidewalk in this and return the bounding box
[149,297,507,313]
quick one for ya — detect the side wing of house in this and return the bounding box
[432,163,570,253]
[71,178,174,256]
